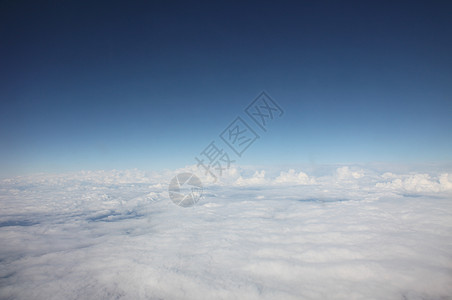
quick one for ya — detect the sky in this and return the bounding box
[1,0,451,176]
[1,2,452,298]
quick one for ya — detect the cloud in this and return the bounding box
[335,166,364,180]
[235,170,267,186]
[1,164,452,299]
[273,169,316,185]
[376,172,452,193]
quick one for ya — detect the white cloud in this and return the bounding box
[273,169,315,185]
[336,166,364,180]
[1,164,452,299]
[235,170,267,186]
[376,172,452,193]
[439,173,452,190]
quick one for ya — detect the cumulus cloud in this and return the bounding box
[273,169,315,185]
[1,164,452,299]
[376,172,452,193]
[335,166,364,180]
[235,170,267,186]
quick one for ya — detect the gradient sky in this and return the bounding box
[1,0,451,176]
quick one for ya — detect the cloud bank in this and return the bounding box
[1,164,452,299]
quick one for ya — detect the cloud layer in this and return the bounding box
[1,164,452,299]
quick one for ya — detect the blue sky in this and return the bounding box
[1,0,451,176]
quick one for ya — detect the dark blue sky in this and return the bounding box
[1,0,451,175]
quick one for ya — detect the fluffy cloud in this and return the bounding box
[1,164,452,299]
[335,166,364,180]
[235,170,267,186]
[273,169,315,185]
[376,172,452,193]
